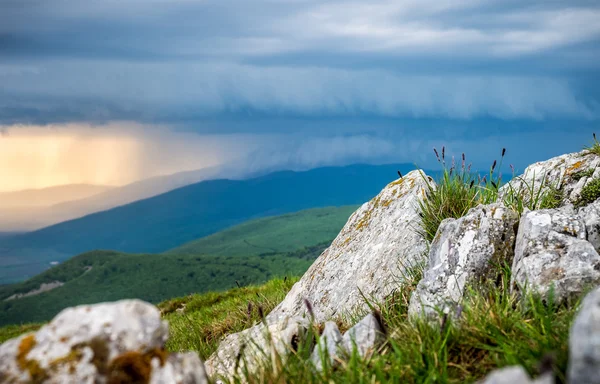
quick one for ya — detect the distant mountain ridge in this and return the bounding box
[0,184,111,208]
[0,165,232,232]
[0,163,420,282]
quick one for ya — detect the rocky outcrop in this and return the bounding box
[511,206,600,302]
[206,170,430,379]
[500,151,600,207]
[477,366,553,384]
[409,203,519,318]
[0,300,208,384]
[273,170,430,322]
[568,286,600,384]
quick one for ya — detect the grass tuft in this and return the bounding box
[583,132,600,156]
[418,148,506,243]
[575,177,600,208]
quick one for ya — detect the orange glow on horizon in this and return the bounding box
[0,123,249,193]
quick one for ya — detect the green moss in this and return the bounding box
[572,168,595,181]
[576,178,600,207]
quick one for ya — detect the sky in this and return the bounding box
[1,0,599,191]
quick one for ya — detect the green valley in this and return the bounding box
[0,206,356,326]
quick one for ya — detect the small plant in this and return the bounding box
[583,132,600,156]
[502,172,563,215]
[575,178,600,208]
[572,168,595,181]
[417,148,506,243]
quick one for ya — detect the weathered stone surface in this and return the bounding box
[150,353,209,384]
[499,150,600,207]
[0,299,208,384]
[310,321,343,371]
[477,366,553,384]
[511,207,600,301]
[568,286,600,384]
[341,313,384,359]
[580,200,600,253]
[206,171,430,379]
[273,170,430,322]
[409,203,518,318]
[205,313,309,380]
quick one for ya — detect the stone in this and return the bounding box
[499,150,600,207]
[0,299,208,384]
[341,313,384,359]
[511,206,600,302]
[206,170,430,379]
[150,353,209,384]
[310,321,343,371]
[205,313,309,380]
[273,170,430,322]
[409,203,518,318]
[580,199,600,253]
[568,286,600,384]
[477,366,553,384]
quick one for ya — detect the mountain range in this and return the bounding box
[0,163,420,283]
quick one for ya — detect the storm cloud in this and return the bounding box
[0,0,599,177]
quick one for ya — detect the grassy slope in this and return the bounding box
[167,206,357,256]
[0,206,356,325]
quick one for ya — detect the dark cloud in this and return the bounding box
[0,0,599,137]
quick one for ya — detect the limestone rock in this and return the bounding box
[0,299,208,384]
[499,151,600,207]
[568,286,600,384]
[273,170,430,322]
[580,200,600,253]
[511,207,600,301]
[477,366,553,384]
[206,170,430,379]
[150,353,209,384]
[409,203,518,318]
[341,313,384,359]
[205,313,309,380]
[310,321,343,371]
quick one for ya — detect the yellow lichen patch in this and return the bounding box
[17,334,48,383]
[566,161,585,174]
[107,348,168,384]
[342,237,352,246]
[388,178,405,187]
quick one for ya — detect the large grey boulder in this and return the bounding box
[409,203,519,318]
[273,170,430,322]
[499,151,600,207]
[0,299,208,384]
[511,206,600,301]
[206,170,430,379]
[477,366,553,384]
[205,313,309,380]
[568,286,600,384]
